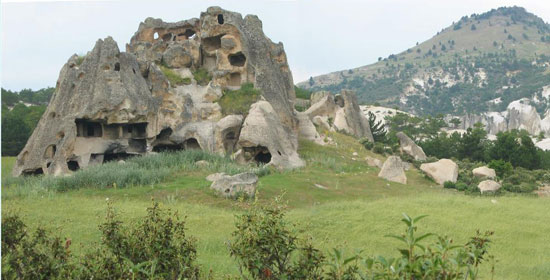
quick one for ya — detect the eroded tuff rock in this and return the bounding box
[209,172,258,198]
[396,132,426,161]
[420,159,458,185]
[378,156,407,184]
[13,7,303,176]
[305,90,374,141]
[472,166,496,179]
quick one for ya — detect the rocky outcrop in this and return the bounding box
[420,159,458,185]
[310,91,330,105]
[378,156,407,184]
[209,172,258,198]
[477,180,501,193]
[13,7,303,176]
[472,166,496,179]
[237,101,305,169]
[507,99,541,135]
[297,112,324,145]
[305,90,374,141]
[396,132,426,161]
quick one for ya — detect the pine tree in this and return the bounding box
[367,111,386,142]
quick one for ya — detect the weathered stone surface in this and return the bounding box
[310,91,330,105]
[365,156,382,168]
[209,172,258,198]
[238,101,304,169]
[195,160,209,167]
[396,132,426,161]
[507,99,541,135]
[378,156,407,184]
[472,166,496,179]
[206,172,226,182]
[305,90,374,141]
[312,116,331,131]
[14,7,305,176]
[477,180,501,193]
[297,112,324,145]
[420,159,458,185]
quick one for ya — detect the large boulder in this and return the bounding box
[472,166,496,179]
[477,180,501,193]
[420,159,458,185]
[209,172,258,198]
[297,112,324,145]
[378,156,407,184]
[365,156,383,168]
[238,101,304,169]
[304,90,374,141]
[396,132,426,161]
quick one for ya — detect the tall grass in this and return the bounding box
[2,150,269,197]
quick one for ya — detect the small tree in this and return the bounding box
[367,111,387,142]
[450,118,461,128]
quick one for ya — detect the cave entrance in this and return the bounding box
[254,149,272,164]
[103,152,135,163]
[76,119,103,137]
[217,14,224,24]
[229,52,246,66]
[202,35,223,52]
[184,138,201,150]
[22,168,44,176]
[122,123,148,139]
[67,160,80,171]
[228,72,241,87]
[153,144,184,152]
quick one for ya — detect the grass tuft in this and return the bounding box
[160,65,191,87]
[218,83,261,115]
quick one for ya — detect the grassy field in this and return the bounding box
[2,133,550,279]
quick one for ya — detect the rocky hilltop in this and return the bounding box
[14,7,373,176]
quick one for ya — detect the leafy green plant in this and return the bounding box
[160,65,191,87]
[192,68,212,86]
[228,196,325,279]
[359,138,374,150]
[444,181,457,189]
[78,202,200,279]
[2,212,73,279]
[295,86,312,99]
[218,83,261,115]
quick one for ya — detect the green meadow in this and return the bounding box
[2,133,549,279]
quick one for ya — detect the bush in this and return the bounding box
[160,65,191,87]
[228,197,325,279]
[218,83,261,115]
[456,182,468,191]
[502,182,538,193]
[294,86,312,99]
[444,181,456,189]
[78,202,200,279]
[373,143,385,155]
[359,138,374,150]
[2,213,73,279]
[488,159,513,178]
[192,68,212,86]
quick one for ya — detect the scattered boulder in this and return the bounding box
[209,172,258,198]
[195,160,209,167]
[472,166,496,179]
[297,112,324,145]
[206,172,226,182]
[477,180,501,193]
[396,132,426,161]
[365,156,382,168]
[238,101,304,169]
[420,159,458,185]
[378,156,407,184]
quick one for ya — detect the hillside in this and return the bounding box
[298,7,550,116]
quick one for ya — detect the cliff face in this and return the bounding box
[13,7,303,176]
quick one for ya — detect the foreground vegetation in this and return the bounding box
[2,132,550,279]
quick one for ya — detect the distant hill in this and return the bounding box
[298,7,550,116]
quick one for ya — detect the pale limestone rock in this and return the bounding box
[209,172,258,198]
[365,156,383,168]
[378,156,407,184]
[420,159,458,185]
[477,180,501,193]
[472,166,496,179]
[396,132,426,161]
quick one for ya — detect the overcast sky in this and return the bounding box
[1,0,550,91]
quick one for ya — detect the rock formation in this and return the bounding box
[420,159,458,185]
[365,156,383,168]
[305,91,374,141]
[396,132,427,161]
[477,180,501,193]
[208,172,258,198]
[378,156,407,184]
[13,7,303,176]
[472,166,496,179]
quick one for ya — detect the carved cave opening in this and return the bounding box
[153,143,184,152]
[202,35,223,52]
[76,119,103,137]
[67,160,80,171]
[162,33,173,41]
[228,72,241,87]
[22,168,44,176]
[184,138,201,150]
[245,146,272,165]
[217,14,224,24]
[44,144,56,159]
[103,152,135,163]
[114,62,120,71]
[229,52,246,67]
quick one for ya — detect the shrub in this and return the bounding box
[160,65,191,87]
[78,202,200,279]
[373,143,385,155]
[228,197,325,279]
[488,159,513,178]
[294,86,312,99]
[456,182,468,191]
[192,68,212,86]
[2,213,73,279]
[218,83,261,115]
[359,138,374,150]
[444,181,457,189]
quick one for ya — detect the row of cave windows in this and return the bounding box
[151,14,225,42]
[76,120,147,139]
